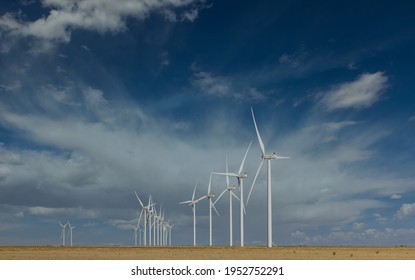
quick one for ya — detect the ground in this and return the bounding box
[1,246,414,260]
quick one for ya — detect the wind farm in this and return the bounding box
[1,0,415,261]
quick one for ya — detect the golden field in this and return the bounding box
[1,246,415,260]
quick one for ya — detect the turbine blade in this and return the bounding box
[238,140,252,174]
[179,200,193,204]
[138,209,143,226]
[134,191,144,207]
[147,194,152,207]
[211,200,220,216]
[246,158,264,206]
[207,172,212,194]
[196,195,208,202]
[225,155,230,187]
[251,107,265,156]
[213,172,237,177]
[214,189,227,205]
[276,156,291,159]
[192,182,198,201]
[231,191,240,201]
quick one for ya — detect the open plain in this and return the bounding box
[1,246,415,260]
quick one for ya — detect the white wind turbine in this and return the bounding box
[134,192,155,246]
[205,173,219,246]
[213,141,251,247]
[67,221,75,247]
[179,183,206,246]
[247,107,290,248]
[214,156,240,246]
[165,222,175,246]
[59,222,67,246]
[133,211,142,246]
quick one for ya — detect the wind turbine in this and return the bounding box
[179,183,206,246]
[247,107,290,248]
[134,192,155,246]
[133,210,142,246]
[205,172,219,246]
[213,141,251,246]
[67,221,75,247]
[59,222,67,246]
[165,222,175,246]
[214,156,240,246]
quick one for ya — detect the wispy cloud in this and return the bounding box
[191,67,230,97]
[0,0,208,52]
[190,64,267,102]
[319,72,388,111]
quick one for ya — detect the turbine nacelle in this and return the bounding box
[237,172,248,178]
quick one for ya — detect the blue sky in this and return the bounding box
[1,0,415,246]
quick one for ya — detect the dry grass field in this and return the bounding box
[1,246,415,260]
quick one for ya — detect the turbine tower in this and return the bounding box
[214,156,239,246]
[59,222,67,246]
[213,141,251,246]
[179,183,206,246]
[67,221,75,247]
[247,108,289,248]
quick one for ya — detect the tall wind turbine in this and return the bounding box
[213,141,251,246]
[206,173,219,246]
[247,108,290,248]
[179,183,206,246]
[134,192,155,246]
[67,221,75,247]
[133,210,142,246]
[214,156,239,246]
[59,222,67,246]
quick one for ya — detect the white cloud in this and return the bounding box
[28,206,96,218]
[390,194,402,200]
[395,203,415,220]
[320,72,388,111]
[190,65,266,101]
[353,222,364,230]
[373,213,387,224]
[191,69,230,97]
[291,227,415,246]
[0,0,207,51]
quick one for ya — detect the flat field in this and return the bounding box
[1,246,415,260]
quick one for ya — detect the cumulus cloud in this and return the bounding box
[319,72,388,111]
[395,203,415,219]
[0,0,207,52]
[291,226,415,246]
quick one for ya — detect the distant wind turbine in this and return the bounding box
[67,221,75,247]
[247,108,290,248]
[179,182,206,246]
[133,210,142,246]
[214,156,240,246]
[134,192,155,246]
[213,141,251,246]
[59,222,67,246]
[205,172,219,246]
